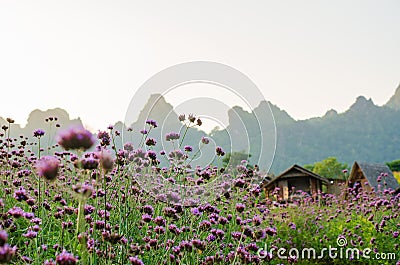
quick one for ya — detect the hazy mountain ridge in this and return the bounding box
[1,87,399,173]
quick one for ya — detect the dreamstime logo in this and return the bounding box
[336,236,347,247]
[257,236,397,261]
[123,61,277,206]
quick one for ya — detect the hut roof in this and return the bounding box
[349,161,400,192]
[264,164,330,189]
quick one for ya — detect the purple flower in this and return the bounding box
[124,142,134,151]
[394,231,399,238]
[165,132,180,141]
[216,146,225,156]
[0,231,8,246]
[154,226,166,234]
[188,114,196,123]
[288,222,296,230]
[57,125,95,150]
[142,214,152,223]
[0,244,17,263]
[98,150,114,172]
[97,131,111,146]
[145,138,157,146]
[8,206,24,218]
[265,227,277,236]
[36,156,59,181]
[184,145,193,152]
[153,216,166,226]
[191,207,201,216]
[80,154,99,170]
[129,256,144,265]
[235,203,245,213]
[201,136,210,144]
[146,119,158,128]
[142,205,154,215]
[33,129,45,138]
[147,150,157,160]
[206,234,216,242]
[23,230,38,239]
[56,250,78,265]
[13,187,28,201]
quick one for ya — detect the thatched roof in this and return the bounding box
[264,164,330,189]
[349,161,400,192]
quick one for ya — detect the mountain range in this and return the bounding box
[1,84,400,173]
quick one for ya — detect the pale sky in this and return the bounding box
[1,1,399,131]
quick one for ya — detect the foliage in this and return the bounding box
[304,157,348,180]
[386,159,400,172]
[394,171,400,184]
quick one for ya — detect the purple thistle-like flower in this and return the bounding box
[142,214,152,223]
[129,256,144,265]
[154,226,166,234]
[188,114,196,123]
[184,145,193,152]
[33,129,45,138]
[56,250,78,265]
[216,146,225,156]
[140,129,148,135]
[235,203,245,213]
[8,207,24,218]
[145,138,157,146]
[265,227,277,236]
[153,216,166,226]
[0,244,17,263]
[36,156,59,181]
[13,187,28,202]
[80,155,99,170]
[142,205,154,215]
[97,131,111,146]
[201,136,210,144]
[124,142,134,151]
[394,231,399,238]
[23,230,38,239]
[146,119,158,128]
[165,132,180,141]
[191,207,201,216]
[0,231,8,246]
[57,125,95,150]
[146,150,157,160]
[98,150,114,172]
[206,234,216,242]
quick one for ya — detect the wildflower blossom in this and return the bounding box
[36,156,59,181]
[55,250,78,265]
[165,132,180,141]
[33,129,45,138]
[57,125,94,150]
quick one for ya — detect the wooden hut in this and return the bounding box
[326,176,347,195]
[263,164,330,201]
[348,161,399,194]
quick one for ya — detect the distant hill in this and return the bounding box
[2,86,399,173]
[386,83,400,110]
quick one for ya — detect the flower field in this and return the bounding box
[0,116,399,265]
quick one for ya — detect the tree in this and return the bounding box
[386,159,400,172]
[307,157,348,180]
